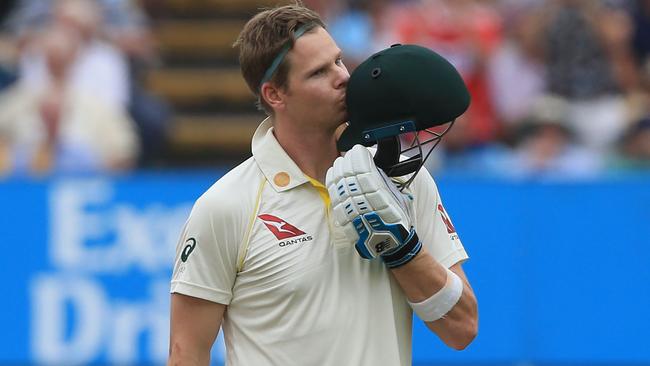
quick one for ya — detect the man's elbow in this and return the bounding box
[168,340,207,366]
[448,317,478,350]
[168,341,187,366]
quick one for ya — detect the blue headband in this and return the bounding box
[258,24,312,91]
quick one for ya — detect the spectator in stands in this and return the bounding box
[0,0,19,90]
[533,0,639,154]
[103,0,171,166]
[0,25,139,175]
[16,0,131,110]
[487,1,546,127]
[385,0,504,146]
[422,115,513,176]
[631,0,650,111]
[7,0,170,165]
[609,115,650,169]
[0,1,18,22]
[509,95,603,179]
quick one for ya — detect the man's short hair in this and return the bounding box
[233,3,325,114]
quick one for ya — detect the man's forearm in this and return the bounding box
[390,248,478,350]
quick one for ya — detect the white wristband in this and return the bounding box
[408,267,463,322]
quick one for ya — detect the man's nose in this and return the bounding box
[335,66,350,89]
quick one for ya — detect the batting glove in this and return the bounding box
[326,145,422,268]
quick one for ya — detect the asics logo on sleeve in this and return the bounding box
[181,238,197,262]
[258,214,306,240]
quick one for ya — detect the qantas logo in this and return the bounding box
[437,204,457,234]
[258,214,306,240]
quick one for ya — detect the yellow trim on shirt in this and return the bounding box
[238,178,266,272]
[305,175,331,208]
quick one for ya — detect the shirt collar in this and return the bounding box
[252,117,310,192]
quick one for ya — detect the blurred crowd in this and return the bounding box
[0,0,649,179]
[0,0,168,176]
[316,0,650,178]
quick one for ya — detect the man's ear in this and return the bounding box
[260,83,285,110]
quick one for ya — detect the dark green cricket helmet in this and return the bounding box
[338,44,470,180]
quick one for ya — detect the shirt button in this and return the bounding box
[274,172,290,187]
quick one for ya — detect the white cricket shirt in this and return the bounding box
[170,118,468,365]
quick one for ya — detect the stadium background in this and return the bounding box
[1,0,649,365]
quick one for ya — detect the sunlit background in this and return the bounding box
[1,0,649,365]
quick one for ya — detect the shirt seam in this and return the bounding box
[170,280,232,304]
[237,177,266,272]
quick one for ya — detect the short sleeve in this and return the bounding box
[170,193,242,305]
[410,168,468,268]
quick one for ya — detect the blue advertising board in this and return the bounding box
[1,172,649,365]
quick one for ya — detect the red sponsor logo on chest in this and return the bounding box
[258,214,306,240]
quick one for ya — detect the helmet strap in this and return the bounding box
[374,136,423,178]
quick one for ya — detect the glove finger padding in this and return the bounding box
[326,145,422,266]
[330,145,412,224]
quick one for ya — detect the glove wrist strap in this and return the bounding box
[382,228,422,268]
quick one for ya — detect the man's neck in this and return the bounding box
[273,121,340,184]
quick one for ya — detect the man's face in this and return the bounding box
[280,26,349,132]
